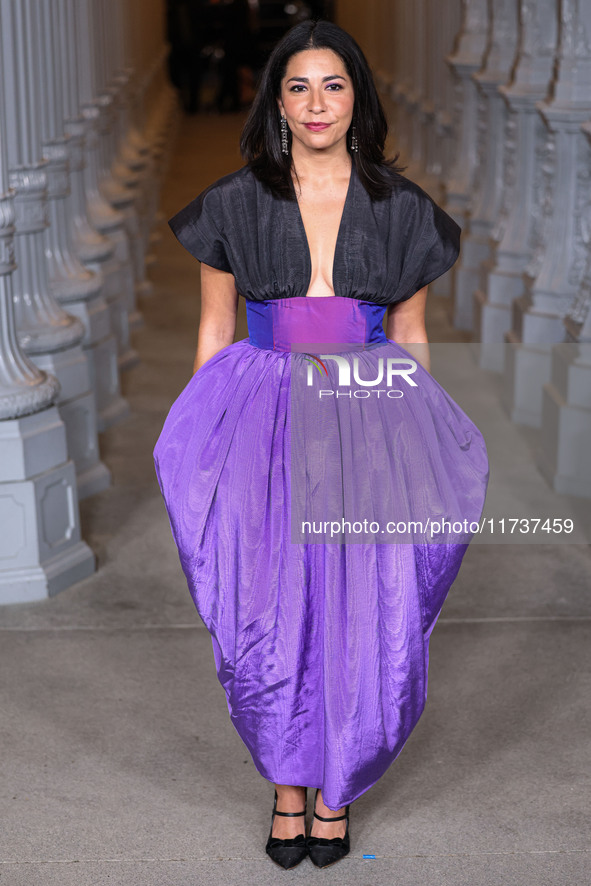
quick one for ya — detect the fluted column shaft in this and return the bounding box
[0,29,59,419]
[95,0,151,322]
[0,0,85,358]
[34,0,112,499]
[404,0,428,178]
[452,0,520,331]
[389,1,412,162]
[537,115,591,498]
[58,0,129,432]
[475,0,559,372]
[438,0,464,185]
[0,1,95,603]
[504,0,591,428]
[441,0,489,310]
[445,0,490,217]
[76,0,139,372]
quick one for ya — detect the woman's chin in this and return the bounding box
[296,134,347,153]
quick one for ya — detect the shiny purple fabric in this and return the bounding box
[154,297,489,810]
[245,296,388,350]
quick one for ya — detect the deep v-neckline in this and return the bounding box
[292,162,355,298]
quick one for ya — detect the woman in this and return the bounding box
[154,20,489,870]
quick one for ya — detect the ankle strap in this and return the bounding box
[313,810,347,822]
[273,789,307,817]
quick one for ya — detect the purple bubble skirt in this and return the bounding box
[154,296,489,810]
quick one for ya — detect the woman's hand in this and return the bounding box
[193,262,239,375]
[385,285,430,374]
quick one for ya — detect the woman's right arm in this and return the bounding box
[193,262,239,375]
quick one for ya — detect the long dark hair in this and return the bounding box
[240,20,406,201]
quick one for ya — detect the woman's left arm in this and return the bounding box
[385,286,431,373]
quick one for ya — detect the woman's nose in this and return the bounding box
[307,87,327,113]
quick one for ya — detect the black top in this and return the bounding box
[168,163,461,305]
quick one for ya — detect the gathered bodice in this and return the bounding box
[168,164,462,308]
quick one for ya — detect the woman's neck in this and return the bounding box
[290,142,352,189]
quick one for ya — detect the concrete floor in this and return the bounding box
[1,112,590,886]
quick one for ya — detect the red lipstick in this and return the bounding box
[304,122,331,131]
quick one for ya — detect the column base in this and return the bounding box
[0,541,95,604]
[97,394,130,433]
[537,386,591,498]
[453,237,491,330]
[118,348,140,373]
[473,288,510,371]
[536,343,591,499]
[0,407,96,605]
[85,330,129,432]
[31,348,111,489]
[76,458,112,500]
[0,407,65,481]
[85,241,138,372]
[502,335,553,427]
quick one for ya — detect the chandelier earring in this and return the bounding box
[350,123,359,153]
[280,115,289,155]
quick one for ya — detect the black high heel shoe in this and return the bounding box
[265,788,309,869]
[306,787,350,868]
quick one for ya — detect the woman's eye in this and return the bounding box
[288,83,344,92]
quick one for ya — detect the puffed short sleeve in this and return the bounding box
[168,183,233,273]
[390,185,461,304]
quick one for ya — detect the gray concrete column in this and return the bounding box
[536,114,591,498]
[118,0,154,222]
[38,0,111,499]
[115,79,156,297]
[438,0,464,185]
[474,0,558,371]
[109,64,153,288]
[422,0,463,198]
[444,0,489,313]
[140,49,180,267]
[60,0,129,433]
[0,16,94,604]
[503,0,591,427]
[77,0,139,372]
[389,1,412,163]
[422,0,465,299]
[404,0,428,180]
[110,1,156,280]
[135,44,178,221]
[453,0,519,331]
[418,0,440,194]
[106,64,152,315]
[92,0,145,334]
[372,0,396,128]
[119,10,176,303]
[378,0,401,155]
[0,0,108,502]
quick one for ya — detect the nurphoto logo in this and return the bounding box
[303,353,418,399]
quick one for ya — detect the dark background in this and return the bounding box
[166,0,336,113]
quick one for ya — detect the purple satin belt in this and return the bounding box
[246,296,388,351]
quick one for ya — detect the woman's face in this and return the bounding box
[277,48,355,155]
